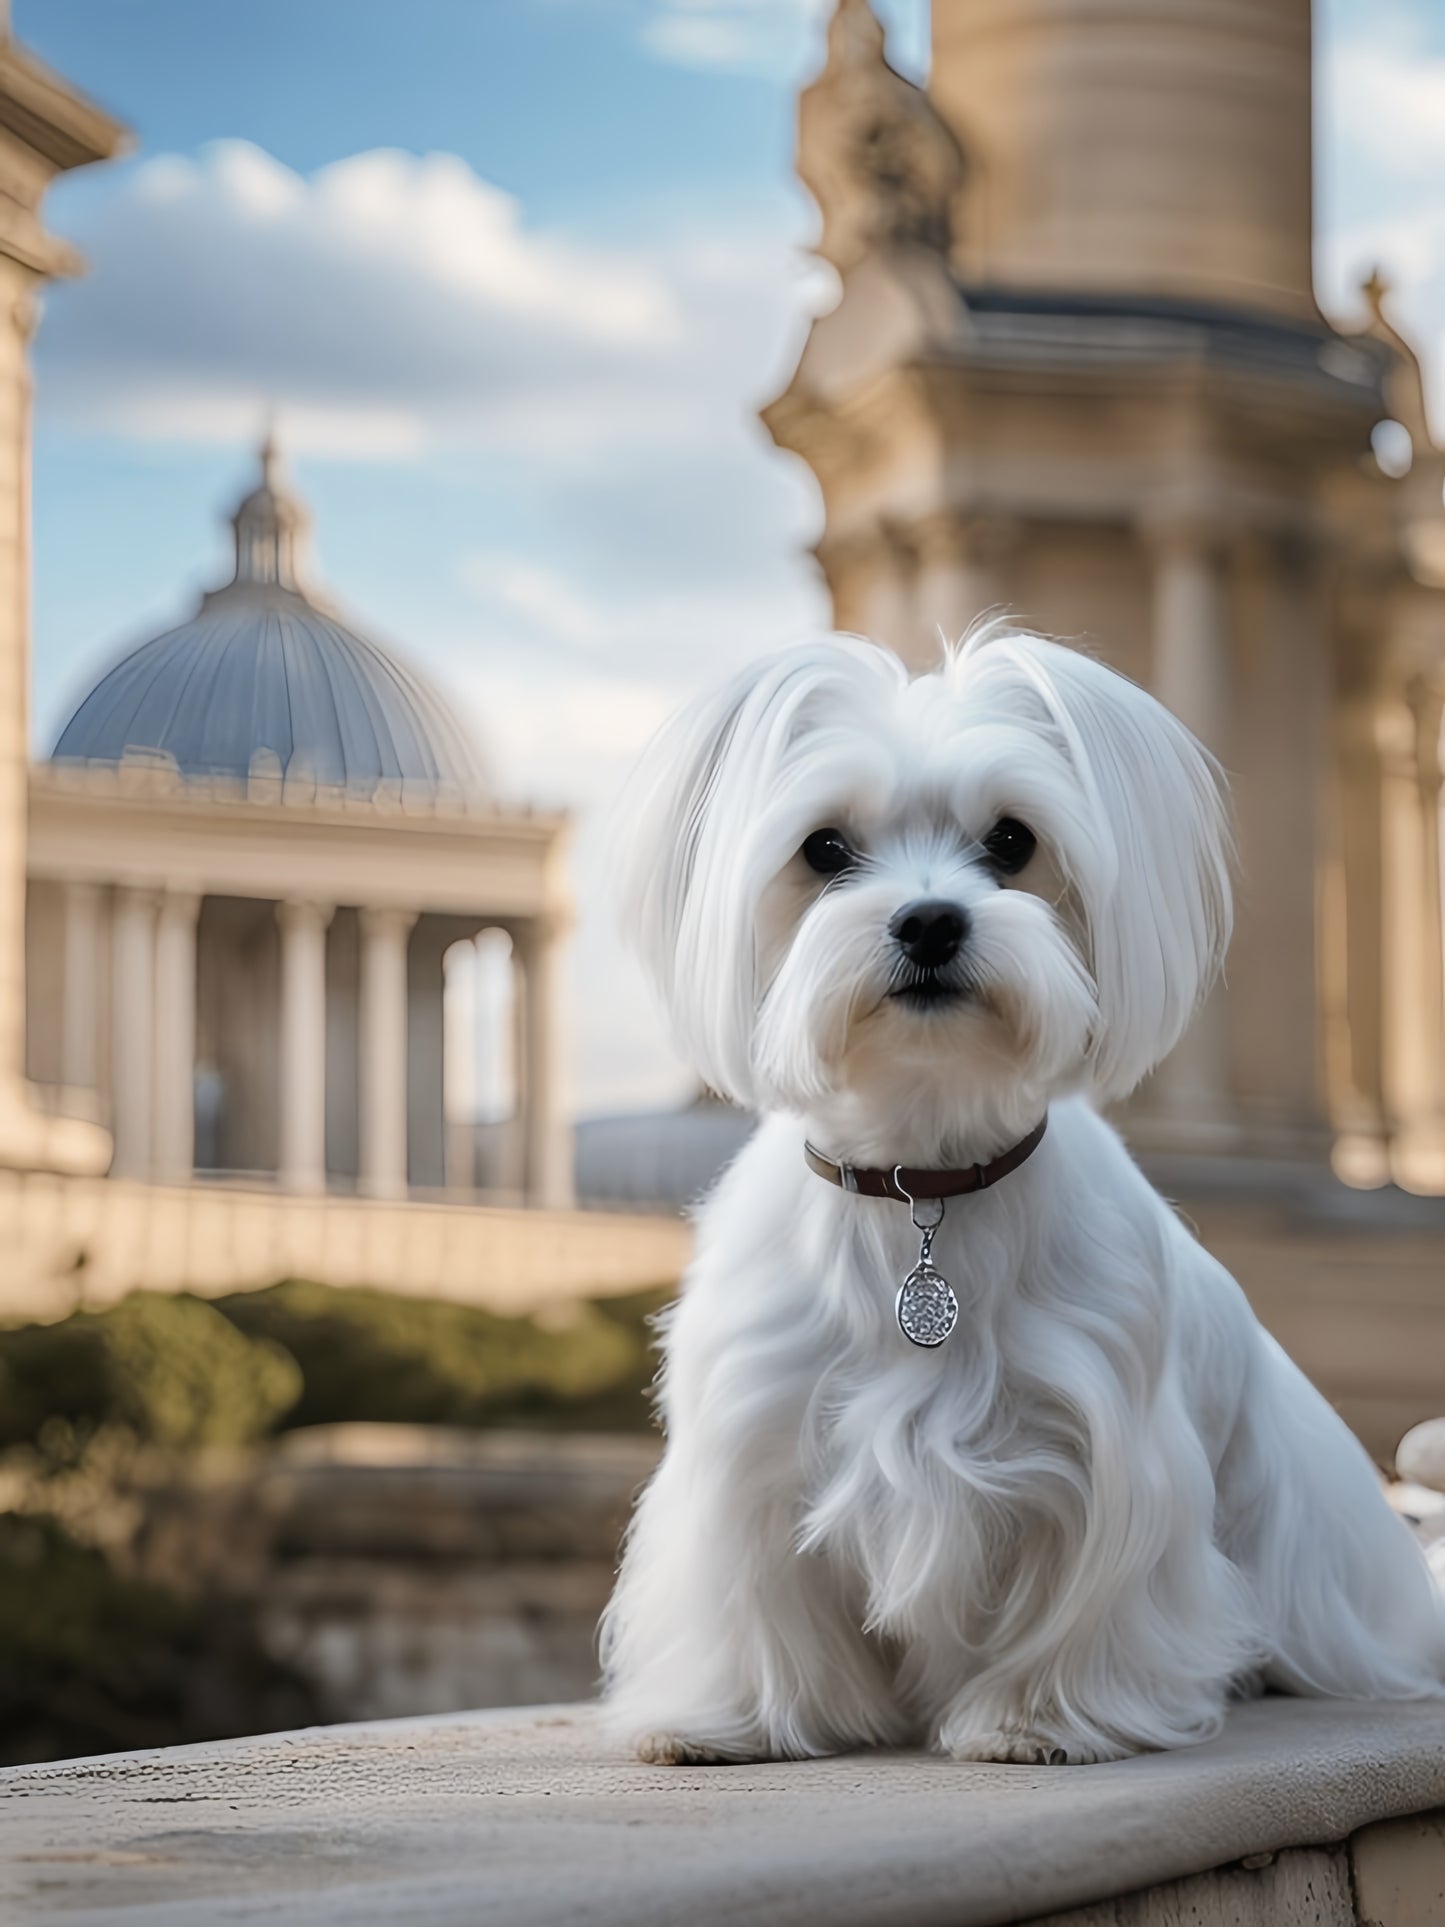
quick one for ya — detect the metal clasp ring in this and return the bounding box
[891,1168,945,1234]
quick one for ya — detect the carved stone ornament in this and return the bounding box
[798,0,966,275]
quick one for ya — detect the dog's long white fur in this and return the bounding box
[601,628,1445,1764]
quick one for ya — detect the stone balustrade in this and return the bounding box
[0,1167,691,1324]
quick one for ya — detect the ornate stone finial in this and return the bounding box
[230,427,311,591]
[798,0,965,274]
[827,0,885,63]
[1361,266,1391,322]
[259,418,281,488]
[1350,263,1438,451]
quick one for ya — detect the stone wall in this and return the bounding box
[136,1426,657,1723]
[1154,1159,1445,1462]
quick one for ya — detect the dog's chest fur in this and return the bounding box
[794,1205,1101,1648]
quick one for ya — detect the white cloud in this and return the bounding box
[1324,40,1445,178]
[444,545,826,809]
[638,0,929,81]
[641,0,828,75]
[33,138,837,1113]
[37,140,814,465]
[457,557,609,656]
[1317,27,1445,438]
[455,655,678,805]
[645,13,765,71]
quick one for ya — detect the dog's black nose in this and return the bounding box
[889,898,968,969]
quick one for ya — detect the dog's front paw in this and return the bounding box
[633,1731,769,1766]
[943,1725,1131,1766]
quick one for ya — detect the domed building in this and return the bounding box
[24,442,572,1211]
[0,19,686,1327]
[54,439,486,804]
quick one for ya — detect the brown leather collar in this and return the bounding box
[804,1114,1048,1202]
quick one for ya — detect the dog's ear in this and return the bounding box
[611,665,754,1104]
[613,641,901,1106]
[963,633,1234,1102]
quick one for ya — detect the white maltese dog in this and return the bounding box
[601,628,1445,1766]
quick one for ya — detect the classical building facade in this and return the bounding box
[0,19,690,1325]
[767,0,1445,1193]
[28,441,571,1211]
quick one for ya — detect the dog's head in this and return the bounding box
[616,630,1231,1154]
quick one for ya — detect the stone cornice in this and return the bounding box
[0,38,127,177]
[912,342,1383,446]
[32,759,569,839]
[28,766,571,924]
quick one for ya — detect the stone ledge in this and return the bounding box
[2,1697,1444,1925]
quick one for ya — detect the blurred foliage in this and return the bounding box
[0,1281,671,1453]
[0,1292,302,1452]
[0,1510,316,1768]
[212,1278,668,1434]
[0,1278,669,1764]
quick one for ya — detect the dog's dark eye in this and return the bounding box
[801,828,857,876]
[982,817,1036,876]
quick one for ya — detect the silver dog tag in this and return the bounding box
[896,1260,959,1348]
[891,1176,955,1347]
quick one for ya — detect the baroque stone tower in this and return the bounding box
[766,0,1445,1187]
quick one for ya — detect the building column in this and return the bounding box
[443,936,478,1194]
[277,900,333,1194]
[359,906,416,1200]
[513,919,573,1208]
[405,919,448,1192]
[1382,682,1445,1192]
[913,513,1016,655]
[60,880,102,1096]
[817,533,873,639]
[1144,513,1234,1139]
[152,890,201,1184]
[109,887,157,1179]
[1411,682,1445,1167]
[861,527,917,665]
[1225,530,1332,1154]
[1326,682,1391,1186]
[1148,514,1231,758]
[913,513,972,648]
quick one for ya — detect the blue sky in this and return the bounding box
[15,0,1445,1114]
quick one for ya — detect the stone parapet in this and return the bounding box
[0,1168,691,1324]
[1,1698,1443,1924]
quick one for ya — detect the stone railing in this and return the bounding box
[2,1698,1443,1924]
[0,1167,691,1324]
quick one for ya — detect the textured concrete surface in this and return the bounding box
[4,1698,1445,1926]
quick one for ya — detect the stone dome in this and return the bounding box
[53,438,488,804]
